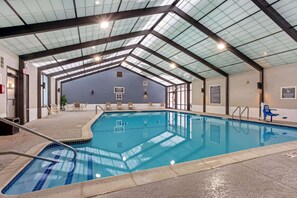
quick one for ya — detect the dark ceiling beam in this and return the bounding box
[130,54,190,83]
[20,30,149,61]
[39,44,137,71]
[125,61,173,85]
[139,45,205,80]
[48,55,127,77]
[151,31,228,77]
[60,66,120,83]
[57,63,119,81]
[0,6,171,39]
[172,7,263,72]
[251,0,297,43]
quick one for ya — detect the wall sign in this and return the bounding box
[114,87,125,93]
[281,86,296,99]
[116,93,122,100]
[210,85,221,104]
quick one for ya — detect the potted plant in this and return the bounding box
[61,95,67,111]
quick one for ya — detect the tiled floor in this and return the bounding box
[0,111,95,171]
[1,111,297,197]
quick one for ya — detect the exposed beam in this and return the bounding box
[151,31,228,77]
[251,0,297,43]
[60,66,120,83]
[139,45,205,80]
[0,6,171,39]
[57,64,119,81]
[130,54,190,83]
[125,61,174,85]
[39,45,137,71]
[48,55,127,77]
[173,7,263,72]
[20,30,149,61]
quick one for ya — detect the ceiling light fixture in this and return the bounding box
[95,1,100,5]
[217,43,226,50]
[92,46,96,49]
[170,63,176,68]
[94,56,102,62]
[100,21,109,29]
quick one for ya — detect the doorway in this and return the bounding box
[6,68,18,118]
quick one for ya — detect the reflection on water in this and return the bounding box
[4,111,297,195]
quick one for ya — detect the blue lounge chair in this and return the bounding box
[263,105,279,122]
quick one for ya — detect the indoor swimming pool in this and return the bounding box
[3,111,297,195]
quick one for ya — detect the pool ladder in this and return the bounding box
[0,117,77,163]
[95,105,105,114]
[232,106,249,120]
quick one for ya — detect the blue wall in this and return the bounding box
[62,67,165,104]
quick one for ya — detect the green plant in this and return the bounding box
[61,95,67,110]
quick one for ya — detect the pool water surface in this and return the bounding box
[3,111,297,195]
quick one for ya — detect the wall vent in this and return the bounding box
[117,71,123,77]
[0,57,4,68]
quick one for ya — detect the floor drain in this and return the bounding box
[283,152,297,158]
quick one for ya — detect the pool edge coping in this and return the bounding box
[0,109,297,197]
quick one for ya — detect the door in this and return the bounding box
[6,74,17,118]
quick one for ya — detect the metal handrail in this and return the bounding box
[0,118,77,162]
[0,151,59,163]
[232,106,241,119]
[240,106,250,119]
[95,105,105,114]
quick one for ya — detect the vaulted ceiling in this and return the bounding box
[0,0,297,86]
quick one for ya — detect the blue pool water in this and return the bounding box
[3,111,297,195]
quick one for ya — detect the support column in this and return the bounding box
[226,76,229,115]
[55,79,58,105]
[187,83,191,111]
[259,70,264,117]
[48,77,51,106]
[37,69,42,119]
[203,80,206,113]
[18,59,25,124]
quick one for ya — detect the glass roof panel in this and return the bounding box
[199,70,220,78]
[110,17,139,36]
[237,31,297,59]
[79,24,111,42]
[0,35,46,55]
[254,49,297,68]
[270,0,297,27]
[62,61,84,70]
[0,0,24,27]
[154,12,191,39]
[76,0,119,17]
[36,27,80,49]
[217,11,282,47]
[53,49,82,61]
[146,67,163,75]
[132,14,163,31]
[184,62,210,74]
[205,51,246,68]
[43,66,63,74]
[28,56,57,67]
[177,0,227,21]
[8,0,76,24]
[82,44,107,56]
[221,62,253,74]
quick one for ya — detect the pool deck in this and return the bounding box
[1,109,297,197]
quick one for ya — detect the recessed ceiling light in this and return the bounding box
[94,56,101,62]
[122,61,126,65]
[217,43,226,50]
[263,51,268,56]
[92,46,96,49]
[95,1,100,5]
[170,63,176,68]
[100,21,109,29]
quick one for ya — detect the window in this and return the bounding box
[166,83,190,110]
